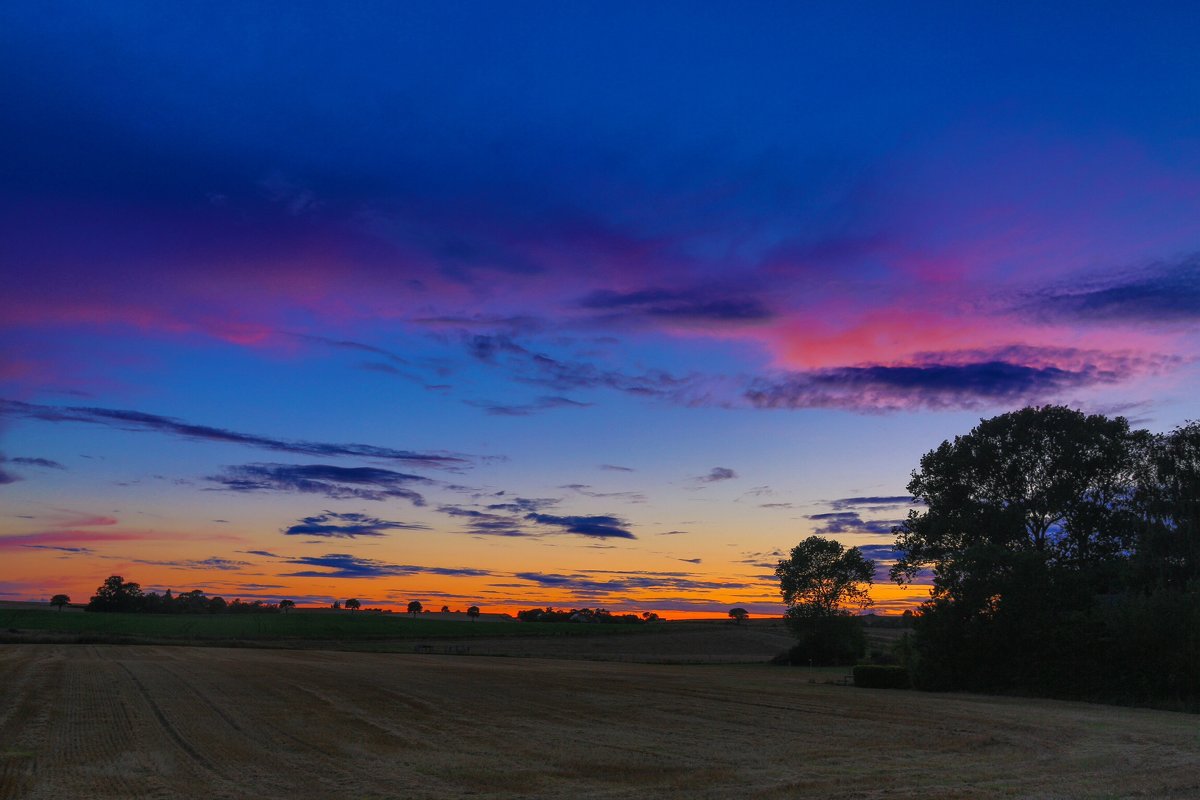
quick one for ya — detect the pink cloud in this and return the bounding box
[0,530,158,549]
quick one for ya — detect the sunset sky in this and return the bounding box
[4,2,1200,617]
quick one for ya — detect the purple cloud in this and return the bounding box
[283,511,430,538]
[282,553,492,579]
[209,463,429,505]
[523,513,636,539]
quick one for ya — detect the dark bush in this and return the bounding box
[853,664,910,689]
[782,611,865,666]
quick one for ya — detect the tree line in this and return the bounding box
[516,607,659,623]
[84,576,290,614]
[774,406,1199,709]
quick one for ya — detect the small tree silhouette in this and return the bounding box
[407,600,422,616]
[467,605,480,621]
[346,598,361,611]
[729,608,749,624]
[50,594,71,612]
[279,599,295,614]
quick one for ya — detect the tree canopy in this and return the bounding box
[776,536,874,615]
[891,406,1199,707]
[892,405,1140,587]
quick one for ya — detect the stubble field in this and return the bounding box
[1,644,1197,799]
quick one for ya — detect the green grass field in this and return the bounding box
[0,608,643,641]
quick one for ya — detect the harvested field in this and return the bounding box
[1,645,1197,799]
[398,622,798,662]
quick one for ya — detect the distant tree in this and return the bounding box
[207,596,227,614]
[86,575,143,612]
[332,600,341,610]
[642,611,661,622]
[407,600,422,616]
[50,594,70,612]
[728,608,749,624]
[467,605,480,621]
[279,599,295,614]
[345,598,361,611]
[441,605,450,613]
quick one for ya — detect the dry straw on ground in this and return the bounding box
[2,644,1198,799]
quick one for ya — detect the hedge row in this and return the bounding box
[853,664,910,689]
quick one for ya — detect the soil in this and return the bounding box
[1,644,1197,799]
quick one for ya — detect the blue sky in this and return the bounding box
[3,1,1199,614]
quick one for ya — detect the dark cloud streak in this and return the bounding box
[1,399,467,468]
[524,512,636,539]
[209,463,429,505]
[283,511,429,538]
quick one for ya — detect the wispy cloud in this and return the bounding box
[578,286,772,324]
[437,504,536,537]
[1,399,468,468]
[696,467,737,483]
[483,497,558,513]
[1026,255,1200,323]
[283,511,430,538]
[514,569,745,595]
[467,395,591,416]
[746,347,1164,412]
[22,544,95,555]
[10,456,66,469]
[0,530,159,549]
[282,553,491,579]
[559,484,648,503]
[463,335,699,401]
[807,511,901,535]
[209,463,429,505]
[524,512,636,539]
[128,556,251,571]
[828,495,918,512]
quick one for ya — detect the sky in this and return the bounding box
[3,2,1200,617]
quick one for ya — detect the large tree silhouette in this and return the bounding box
[892,406,1198,705]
